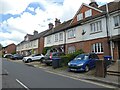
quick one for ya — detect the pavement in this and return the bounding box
[4,59,120,88]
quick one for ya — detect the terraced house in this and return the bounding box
[16,30,47,56]
[16,1,120,61]
[44,1,120,61]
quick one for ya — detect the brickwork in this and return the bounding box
[4,43,16,54]
[65,37,111,60]
[72,5,101,24]
[38,37,44,54]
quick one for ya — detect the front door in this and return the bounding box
[118,41,120,60]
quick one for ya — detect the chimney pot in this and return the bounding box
[89,0,98,8]
[34,30,38,35]
[55,18,61,27]
[48,23,54,29]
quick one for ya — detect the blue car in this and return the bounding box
[68,53,99,72]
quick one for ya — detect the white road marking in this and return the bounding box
[16,79,30,90]
[45,70,116,88]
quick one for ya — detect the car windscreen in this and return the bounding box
[74,54,89,60]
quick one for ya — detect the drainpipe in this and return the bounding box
[106,3,114,60]
[64,30,66,54]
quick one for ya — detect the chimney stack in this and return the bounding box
[89,0,98,8]
[34,30,38,35]
[48,23,54,29]
[55,18,61,27]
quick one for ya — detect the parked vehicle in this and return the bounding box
[10,54,24,60]
[3,54,13,58]
[22,54,44,63]
[68,53,99,72]
[43,52,64,66]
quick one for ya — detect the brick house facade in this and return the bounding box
[3,43,16,54]
[44,1,120,61]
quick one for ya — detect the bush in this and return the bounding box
[60,49,84,66]
[42,47,52,55]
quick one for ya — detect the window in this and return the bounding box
[114,15,120,27]
[85,9,92,18]
[92,43,103,53]
[59,32,63,41]
[68,46,75,54]
[77,13,83,21]
[90,21,102,33]
[67,28,76,39]
[55,34,58,42]
[34,41,36,47]
[47,36,51,44]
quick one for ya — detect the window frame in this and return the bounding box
[67,28,76,39]
[68,46,76,54]
[85,9,92,18]
[77,13,83,21]
[91,43,103,54]
[59,32,63,41]
[113,15,120,27]
[54,33,58,42]
[90,21,102,33]
[47,36,51,44]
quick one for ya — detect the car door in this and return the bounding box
[32,54,40,61]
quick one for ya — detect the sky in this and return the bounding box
[0,0,115,47]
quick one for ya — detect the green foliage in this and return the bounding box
[11,51,16,54]
[0,43,2,50]
[31,49,34,54]
[60,49,84,66]
[42,47,52,55]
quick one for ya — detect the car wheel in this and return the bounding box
[85,65,89,72]
[27,59,31,63]
[40,58,44,63]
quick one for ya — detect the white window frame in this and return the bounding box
[68,46,75,54]
[77,13,83,21]
[47,36,51,44]
[85,9,92,18]
[90,21,102,33]
[113,15,120,27]
[92,43,103,53]
[59,32,63,41]
[54,33,58,42]
[67,28,76,39]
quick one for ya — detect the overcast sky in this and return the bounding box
[0,0,115,47]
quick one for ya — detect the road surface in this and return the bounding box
[2,58,114,89]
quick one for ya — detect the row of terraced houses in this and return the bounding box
[16,1,120,61]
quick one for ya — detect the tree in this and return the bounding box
[0,43,2,50]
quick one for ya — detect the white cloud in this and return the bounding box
[0,0,116,47]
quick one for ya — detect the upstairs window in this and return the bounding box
[114,15,120,27]
[59,32,63,41]
[55,34,58,42]
[67,28,76,39]
[85,9,92,18]
[77,13,83,21]
[47,36,51,44]
[91,43,103,53]
[90,21,102,33]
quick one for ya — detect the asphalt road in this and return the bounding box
[2,58,114,89]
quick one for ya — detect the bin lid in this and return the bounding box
[104,56,112,58]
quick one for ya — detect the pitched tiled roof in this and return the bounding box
[43,1,120,37]
[29,30,49,41]
[69,1,120,28]
[99,1,120,13]
[43,19,72,37]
